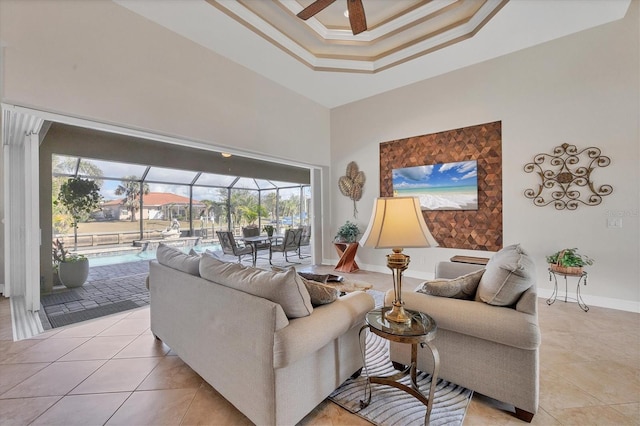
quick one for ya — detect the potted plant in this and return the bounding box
[52,177,101,288]
[335,221,360,243]
[546,248,594,275]
[263,225,275,237]
[52,238,89,288]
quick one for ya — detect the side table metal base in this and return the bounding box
[547,269,589,312]
[358,325,440,425]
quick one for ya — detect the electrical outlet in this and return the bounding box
[607,218,622,228]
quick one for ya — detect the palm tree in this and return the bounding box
[115,176,150,221]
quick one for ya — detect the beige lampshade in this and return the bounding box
[360,197,439,249]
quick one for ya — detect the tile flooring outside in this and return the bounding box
[0,265,638,425]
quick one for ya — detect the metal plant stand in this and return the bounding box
[547,268,589,312]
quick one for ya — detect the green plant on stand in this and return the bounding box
[546,247,594,274]
[335,221,360,243]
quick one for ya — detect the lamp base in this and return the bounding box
[385,248,412,324]
[384,302,412,324]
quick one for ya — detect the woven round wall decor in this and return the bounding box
[339,161,365,218]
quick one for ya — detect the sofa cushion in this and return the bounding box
[416,269,485,300]
[156,243,200,276]
[200,255,313,318]
[477,244,535,306]
[271,266,339,306]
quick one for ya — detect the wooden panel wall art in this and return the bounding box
[379,121,502,251]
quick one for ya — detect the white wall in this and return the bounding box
[330,2,640,311]
[0,0,330,166]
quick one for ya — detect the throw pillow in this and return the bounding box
[416,269,485,299]
[200,255,313,318]
[156,243,200,276]
[477,244,535,306]
[270,266,338,306]
[299,277,339,306]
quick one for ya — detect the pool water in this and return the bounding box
[87,244,222,267]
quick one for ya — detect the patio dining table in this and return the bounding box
[241,235,281,266]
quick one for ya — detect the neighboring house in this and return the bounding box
[101,192,205,221]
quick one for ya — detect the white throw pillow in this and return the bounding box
[477,244,535,306]
[200,255,313,318]
[156,243,200,276]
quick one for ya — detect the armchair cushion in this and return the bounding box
[477,244,535,306]
[416,268,485,300]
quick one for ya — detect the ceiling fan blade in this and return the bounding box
[347,0,367,34]
[297,0,337,20]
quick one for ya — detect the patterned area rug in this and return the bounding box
[330,291,472,426]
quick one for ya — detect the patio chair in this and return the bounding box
[298,225,311,259]
[269,228,302,265]
[216,231,254,264]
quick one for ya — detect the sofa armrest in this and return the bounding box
[273,291,375,369]
[385,290,540,350]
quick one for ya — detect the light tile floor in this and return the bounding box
[0,265,638,425]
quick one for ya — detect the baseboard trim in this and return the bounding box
[536,288,639,313]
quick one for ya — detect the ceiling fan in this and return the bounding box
[297,0,367,35]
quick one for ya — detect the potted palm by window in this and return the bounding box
[53,177,101,288]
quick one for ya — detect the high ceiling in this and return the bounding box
[115,0,631,108]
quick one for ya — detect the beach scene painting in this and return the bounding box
[392,160,478,210]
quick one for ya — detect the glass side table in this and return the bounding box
[547,268,589,312]
[359,307,439,425]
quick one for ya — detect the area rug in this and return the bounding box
[330,295,472,426]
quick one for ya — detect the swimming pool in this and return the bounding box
[87,243,222,267]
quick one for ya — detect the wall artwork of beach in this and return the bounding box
[392,160,478,210]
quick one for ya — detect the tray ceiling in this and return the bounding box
[114,0,632,108]
[209,0,509,73]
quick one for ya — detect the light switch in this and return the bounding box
[607,218,622,228]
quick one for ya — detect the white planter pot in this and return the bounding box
[58,258,89,288]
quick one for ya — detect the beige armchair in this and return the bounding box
[387,248,540,422]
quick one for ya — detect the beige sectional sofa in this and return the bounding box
[148,245,375,425]
[386,244,540,422]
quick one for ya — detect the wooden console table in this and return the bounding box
[334,242,360,273]
[450,255,490,265]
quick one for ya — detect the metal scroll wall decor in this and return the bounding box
[339,161,365,218]
[524,143,612,210]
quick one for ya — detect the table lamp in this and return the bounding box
[360,197,438,323]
